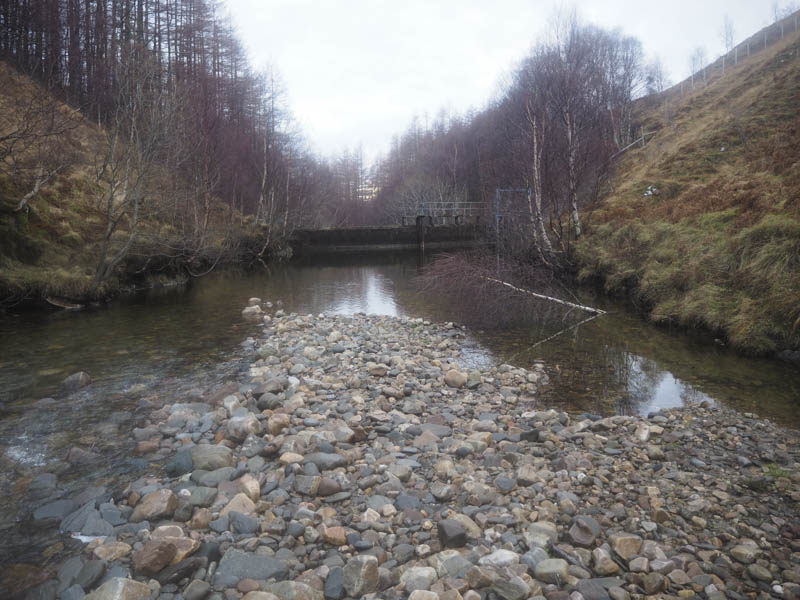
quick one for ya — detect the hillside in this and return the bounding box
[576,28,800,356]
[0,61,256,306]
[0,61,116,302]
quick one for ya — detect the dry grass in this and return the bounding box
[577,30,800,355]
[0,61,242,305]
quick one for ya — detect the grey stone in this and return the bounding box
[60,502,95,533]
[521,548,550,574]
[187,486,218,507]
[437,519,467,548]
[209,515,229,533]
[394,494,421,510]
[229,511,259,534]
[165,449,193,477]
[212,548,288,588]
[193,467,235,487]
[569,515,602,547]
[400,566,438,592]
[82,512,113,536]
[324,566,344,600]
[58,556,85,586]
[534,558,569,585]
[61,584,85,600]
[342,555,379,597]
[190,445,233,471]
[33,499,78,521]
[295,474,321,496]
[303,452,347,471]
[74,560,105,589]
[492,576,530,600]
[183,579,211,600]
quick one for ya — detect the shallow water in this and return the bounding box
[0,250,798,583]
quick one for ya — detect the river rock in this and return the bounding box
[324,566,344,600]
[190,445,233,470]
[569,515,602,547]
[535,559,569,584]
[437,519,467,548]
[84,577,151,600]
[34,499,78,521]
[343,555,379,597]
[267,413,291,434]
[479,549,519,568]
[31,311,800,600]
[94,542,132,562]
[183,580,211,600]
[63,371,91,391]
[304,452,347,470]
[400,566,438,592]
[730,544,759,564]
[266,581,322,600]
[492,576,531,600]
[129,489,176,523]
[444,369,467,388]
[220,492,255,515]
[227,414,262,442]
[609,532,642,560]
[213,548,288,588]
[132,540,176,575]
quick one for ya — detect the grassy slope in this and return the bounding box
[0,61,118,301]
[0,61,254,305]
[576,31,800,355]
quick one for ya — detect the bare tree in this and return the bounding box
[645,57,668,94]
[91,56,179,293]
[721,16,735,72]
[690,46,707,88]
[1,90,77,213]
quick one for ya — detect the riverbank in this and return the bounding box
[574,32,800,358]
[11,309,800,600]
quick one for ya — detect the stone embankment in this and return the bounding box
[24,304,800,600]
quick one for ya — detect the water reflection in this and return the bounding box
[1,251,798,429]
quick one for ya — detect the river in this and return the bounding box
[0,251,798,581]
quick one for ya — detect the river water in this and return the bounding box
[0,251,798,586]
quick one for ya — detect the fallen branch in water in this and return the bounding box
[525,312,603,350]
[481,276,606,315]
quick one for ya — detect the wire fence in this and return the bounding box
[663,9,800,102]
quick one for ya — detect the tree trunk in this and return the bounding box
[565,108,581,237]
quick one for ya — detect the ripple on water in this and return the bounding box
[5,434,49,467]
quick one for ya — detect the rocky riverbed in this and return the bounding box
[15,304,800,600]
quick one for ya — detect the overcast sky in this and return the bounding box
[227,1,777,163]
